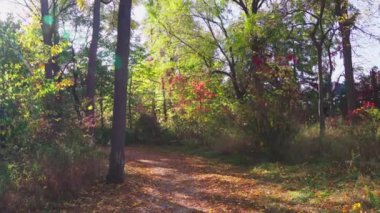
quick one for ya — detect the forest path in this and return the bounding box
[60,146,319,212]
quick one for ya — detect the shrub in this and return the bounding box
[95,127,112,145]
[134,114,160,143]
[287,110,380,164]
[0,121,107,211]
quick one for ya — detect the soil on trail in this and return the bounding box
[60,146,321,212]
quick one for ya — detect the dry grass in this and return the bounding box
[0,146,107,211]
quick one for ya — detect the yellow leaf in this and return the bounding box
[39,63,45,70]
[51,45,63,56]
[351,202,361,212]
[76,0,86,10]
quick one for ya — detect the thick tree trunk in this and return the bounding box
[106,0,132,184]
[336,0,356,114]
[85,0,101,139]
[341,29,356,113]
[230,67,245,100]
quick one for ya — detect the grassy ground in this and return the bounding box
[155,144,380,212]
[43,144,380,212]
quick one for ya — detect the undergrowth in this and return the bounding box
[0,125,107,211]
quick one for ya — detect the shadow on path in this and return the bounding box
[59,146,327,212]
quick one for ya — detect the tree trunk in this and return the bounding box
[52,0,60,79]
[106,0,132,184]
[341,29,356,113]
[327,44,335,116]
[99,97,105,129]
[40,0,54,79]
[70,46,82,122]
[316,45,325,137]
[336,0,356,114]
[85,0,102,139]
[40,0,63,133]
[152,93,157,118]
[310,0,327,140]
[161,77,168,122]
[230,66,245,100]
[128,73,133,128]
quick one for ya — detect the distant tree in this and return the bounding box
[84,0,114,140]
[309,0,328,137]
[85,0,101,140]
[106,0,132,184]
[39,0,73,132]
[301,0,336,137]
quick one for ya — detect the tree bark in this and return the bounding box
[40,0,63,133]
[99,97,105,129]
[106,0,132,184]
[128,73,133,128]
[310,0,327,139]
[70,46,82,122]
[327,42,335,116]
[341,28,356,113]
[85,0,102,140]
[52,0,61,79]
[336,0,356,115]
[40,0,54,79]
[161,77,168,122]
[231,0,265,101]
[316,45,325,137]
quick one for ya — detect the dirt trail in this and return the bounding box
[60,146,319,212]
